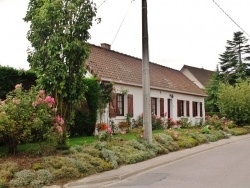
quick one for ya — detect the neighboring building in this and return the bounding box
[86,43,206,125]
[181,65,214,89]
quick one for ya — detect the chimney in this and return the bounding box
[101,43,111,50]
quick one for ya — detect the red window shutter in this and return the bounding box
[160,98,164,117]
[109,94,117,118]
[127,94,134,117]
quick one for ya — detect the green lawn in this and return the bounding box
[0,129,166,155]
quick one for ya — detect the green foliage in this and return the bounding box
[205,112,226,118]
[10,169,36,187]
[228,127,250,135]
[154,133,179,152]
[205,67,221,112]
[0,85,63,154]
[219,31,250,85]
[0,179,8,188]
[2,126,250,186]
[72,77,101,136]
[133,113,165,130]
[0,66,37,100]
[205,114,223,130]
[0,162,18,183]
[179,118,192,128]
[24,0,98,145]
[217,80,250,125]
[99,81,114,121]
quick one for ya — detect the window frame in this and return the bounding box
[151,97,157,115]
[193,101,198,117]
[116,94,124,116]
[177,100,184,117]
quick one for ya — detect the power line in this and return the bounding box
[111,0,135,45]
[97,0,107,9]
[212,0,250,38]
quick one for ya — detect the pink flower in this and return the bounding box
[15,84,22,90]
[107,126,112,134]
[37,97,44,104]
[45,96,55,107]
[55,115,64,125]
[39,90,45,97]
[56,125,63,133]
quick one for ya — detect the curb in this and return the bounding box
[63,134,250,188]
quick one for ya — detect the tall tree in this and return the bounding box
[219,31,250,85]
[205,65,221,112]
[24,0,97,144]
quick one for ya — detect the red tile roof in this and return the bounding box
[181,65,214,87]
[86,44,206,97]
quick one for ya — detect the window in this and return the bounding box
[177,100,184,117]
[200,102,203,117]
[186,101,190,117]
[151,98,157,115]
[193,102,198,117]
[160,98,164,117]
[109,93,134,118]
[116,94,124,116]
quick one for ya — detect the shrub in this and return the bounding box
[100,148,119,168]
[205,114,223,130]
[176,136,199,148]
[217,80,250,125]
[154,133,179,152]
[30,169,52,187]
[179,118,192,128]
[0,179,8,188]
[10,169,36,187]
[0,85,64,154]
[0,162,18,181]
[229,127,250,135]
[132,113,164,130]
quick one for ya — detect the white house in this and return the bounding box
[86,43,207,125]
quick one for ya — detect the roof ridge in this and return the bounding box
[90,43,179,72]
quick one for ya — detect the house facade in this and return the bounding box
[86,43,207,126]
[181,65,214,89]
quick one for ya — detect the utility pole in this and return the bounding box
[142,0,152,143]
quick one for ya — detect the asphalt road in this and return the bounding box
[104,137,250,188]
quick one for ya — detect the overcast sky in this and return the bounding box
[0,0,250,71]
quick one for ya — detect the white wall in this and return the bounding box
[105,83,205,125]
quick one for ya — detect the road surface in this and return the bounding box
[104,137,250,188]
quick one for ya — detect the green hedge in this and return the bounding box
[71,77,101,136]
[0,66,36,100]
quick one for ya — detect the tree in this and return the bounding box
[217,79,250,125]
[24,0,97,145]
[205,65,221,112]
[219,31,250,85]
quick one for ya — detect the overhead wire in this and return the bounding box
[212,0,250,38]
[111,0,135,45]
[97,0,107,9]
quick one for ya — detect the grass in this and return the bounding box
[0,129,166,155]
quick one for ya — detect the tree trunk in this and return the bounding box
[6,136,18,155]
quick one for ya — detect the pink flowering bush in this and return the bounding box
[0,84,64,154]
[132,113,164,130]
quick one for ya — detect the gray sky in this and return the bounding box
[0,0,250,71]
